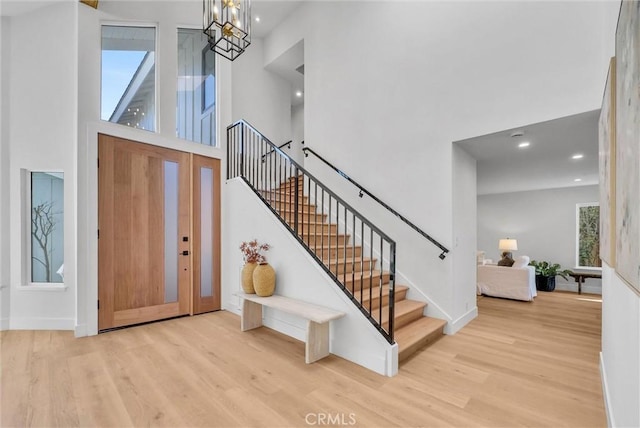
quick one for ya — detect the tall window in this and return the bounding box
[576,203,601,269]
[177,28,216,146]
[101,25,156,132]
[31,172,64,283]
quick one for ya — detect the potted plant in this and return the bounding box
[239,240,270,294]
[529,260,572,292]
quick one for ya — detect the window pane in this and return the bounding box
[164,161,179,303]
[31,172,64,283]
[102,25,156,132]
[200,167,213,298]
[177,28,216,146]
[578,204,601,268]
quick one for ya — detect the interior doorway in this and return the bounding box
[97,134,220,331]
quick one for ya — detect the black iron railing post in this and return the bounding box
[389,242,396,343]
[294,168,299,235]
[240,123,245,178]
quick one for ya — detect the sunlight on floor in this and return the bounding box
[577,297,603,303]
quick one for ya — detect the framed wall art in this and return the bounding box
[599,57,616,267]
[615,1,640,293]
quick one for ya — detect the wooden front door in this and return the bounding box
[192,155,221,314]
[98,134,191,331]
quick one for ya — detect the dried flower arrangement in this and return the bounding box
[239,239,270,264]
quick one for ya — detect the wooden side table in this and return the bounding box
[568,271,602,294]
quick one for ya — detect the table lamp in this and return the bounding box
[499,238,518,259]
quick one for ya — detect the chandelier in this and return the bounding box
[203,0,251,61]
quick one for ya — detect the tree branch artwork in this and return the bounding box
[31,201,58,282]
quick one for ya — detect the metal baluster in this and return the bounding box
[335,202,340,280]
[327,196,332,274]
[360,219,364,305]
[321,188,325,264]
[240,124,245,178]
[343,205,347,290]
[389,241,396,343]
[351,214,356,296]
[369,226,373,319]
[379,235,383,334]
[294,165,299,235]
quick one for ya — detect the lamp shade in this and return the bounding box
[498,238,518,251]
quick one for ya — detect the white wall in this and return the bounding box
[263,1,617,329]
[291,103,304,165]
[601,264,640,428]
[222,178,397,376]
[451,145,478,332]
[6,1,78,330]
[0,16,11,329]
[478,185,601,293]
[232,38,292,147]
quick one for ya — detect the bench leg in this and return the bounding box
[241,299,263,331]
[306,320,330,364]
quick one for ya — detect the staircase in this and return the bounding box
[228,119,448,364]
[264,176,447,362]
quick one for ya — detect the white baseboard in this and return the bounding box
[600,352,615,428]
[74,323,87,337]
[0,317,9,331]
[10,317,75,330]
[444,306,478,335]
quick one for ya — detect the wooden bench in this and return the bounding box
[237,293,345,363]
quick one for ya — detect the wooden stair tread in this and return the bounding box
[321,256,375,265]
[395,316,447,362]
[342,270,388,284]
[395,316,447,347]
[387,299,426,316]
[291,222,335,227]
[374,299,426,321]
[357,285,409,304]
[311,243,362,250]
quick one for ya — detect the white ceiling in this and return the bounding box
[253,1,305,107]
[251,0,302,39]
[0,0,303,22]
[456,110,600,195]
[0,0,63,16]
[265,38,304,106]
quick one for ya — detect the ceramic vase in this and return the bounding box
[253,263,276,297]
[241,262,258,294]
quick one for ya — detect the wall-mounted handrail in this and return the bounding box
[227,120,397,344]
[262,140,292,160]
[302,146,449,259]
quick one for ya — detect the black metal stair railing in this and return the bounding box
[302,146,449,260]
[228,120,397,344]
[261,140,292,160]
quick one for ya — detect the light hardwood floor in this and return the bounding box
[1,291,605,427]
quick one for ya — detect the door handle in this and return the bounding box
[180,250,189,256]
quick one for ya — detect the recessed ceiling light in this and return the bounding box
[518,142,530,148]
[295,91,303,97]
[572,153,584,160]
[255,16,260,22]
[510,130,524,138]
[574,178,582,182]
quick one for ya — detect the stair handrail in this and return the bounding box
[302,146,449,260]
[227,120,397,344]
[262,140,292,161]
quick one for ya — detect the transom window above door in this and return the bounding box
[101,25,156,132]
